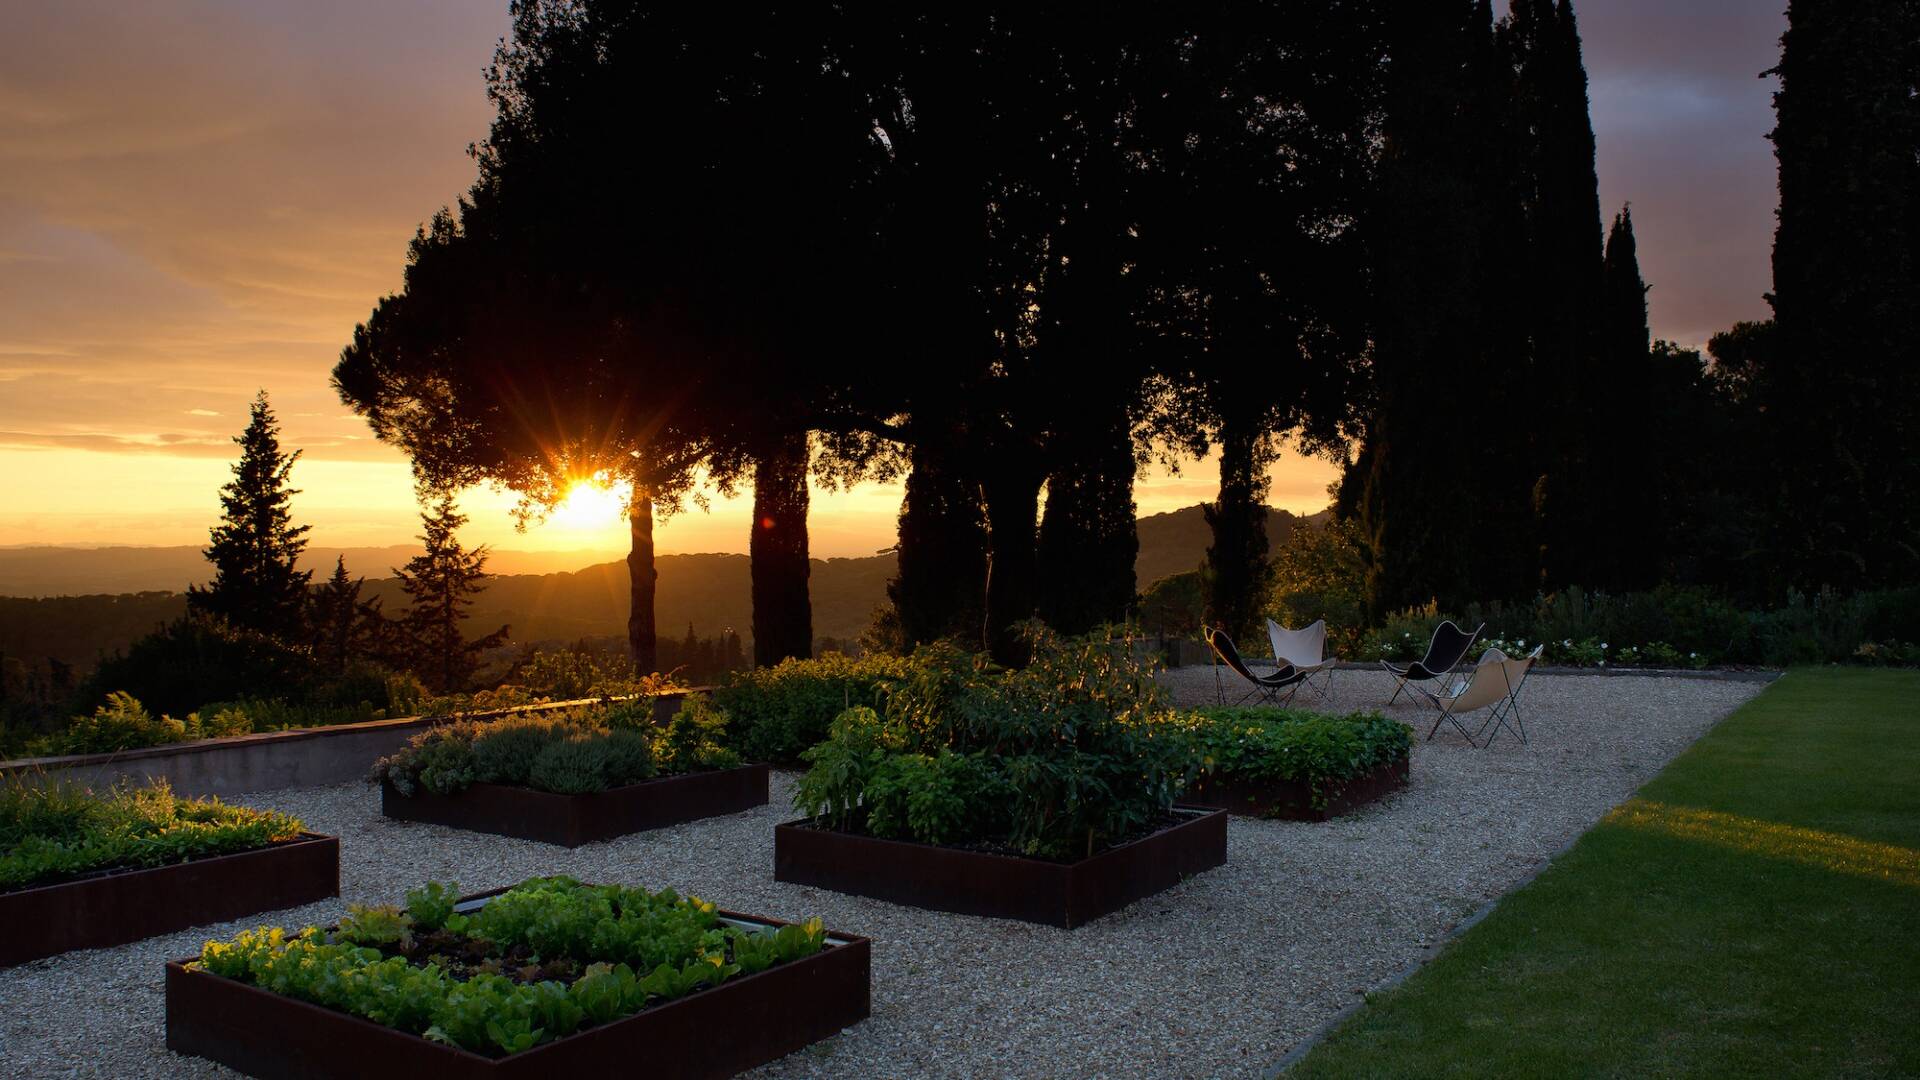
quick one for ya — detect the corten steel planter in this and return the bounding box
[0,833,339,968]
[165,897,871,1080]
[381,763,769,847]
[774,806,1228,928]
[1182,752,1410,821]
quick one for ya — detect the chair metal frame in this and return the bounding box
[1204,626,1306,707]
[1382,621,1485,706]
[1265,618,1339,703]
[1418,645,1541,748]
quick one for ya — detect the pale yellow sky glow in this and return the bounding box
[0,2,1775,559]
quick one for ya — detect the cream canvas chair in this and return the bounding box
[1265,618,1339,703]
[1420,644,1542,747]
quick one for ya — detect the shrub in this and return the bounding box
[655,695,740,773]
[794,626,1195,861]
[74,616,313,719]
[1360,602,1459,663]
[527,736,610,796]
[1180,707,1411,811]
[469,714,560,786]
[57,692,188,754]
[1266,517,1369,657]
[0,778,303,893]
[713,652,915,764]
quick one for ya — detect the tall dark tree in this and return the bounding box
[340,5,899,672]
[1143,5,1380,638]
[187,391,312,638]
[749,433,813,666]
[395,493,508,693]
[1765,0,1920,590]
[1351,1,1535,618]
[887,442,988,649]
[1502,0,1608,589]
[1596,205,1662,589]
[310,556,366,677]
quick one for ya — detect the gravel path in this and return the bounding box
[0,669,1764,1079]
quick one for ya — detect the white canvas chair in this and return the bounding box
[1420,644,1542,747]
[1266,618,1339,703]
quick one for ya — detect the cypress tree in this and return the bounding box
[1597,206,1664,588]
[310,556,366,677]
[1765,0,1920,590]
[1204,415,1273,641]
[749,432,813,667]
[187,391,312,638]
[1502,0,1608,590]
[395,493,508,693]
[1037,411,1139,636]
[1355,1,1534,617]
[888,442,988,649]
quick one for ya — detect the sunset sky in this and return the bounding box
[0,1,1787,559]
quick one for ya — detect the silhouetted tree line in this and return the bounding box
[59,392,519,720]
[331,1,1917,669]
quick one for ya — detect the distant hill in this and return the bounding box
[1133,503,1327,588]
[0,545,624,598]
[0,503,1327,671]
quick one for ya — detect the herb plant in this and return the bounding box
[372,696,741,798]
[0,778,304,893]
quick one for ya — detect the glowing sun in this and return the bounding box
[549,478,628,529]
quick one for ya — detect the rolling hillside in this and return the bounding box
[1,504,1325,670]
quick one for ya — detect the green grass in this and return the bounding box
[1287,668,1920,1079]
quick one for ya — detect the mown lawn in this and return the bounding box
[1287,668,1920,1079]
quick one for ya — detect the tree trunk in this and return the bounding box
[627,489,657,674]
[1204,413,1270,642]
[890,440,988,649]
[982,463,1044,666]
[1037,414,1137,635]
[750,431,812,667]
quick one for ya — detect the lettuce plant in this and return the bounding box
[192,875,829,1058]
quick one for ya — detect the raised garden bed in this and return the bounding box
[0,833,338,968]
[1182,751,1410,820]
[165,884,871,1079]
[775,806,1227,928]
[381,763,769,847]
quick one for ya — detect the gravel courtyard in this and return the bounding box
[0,669,1764,1079]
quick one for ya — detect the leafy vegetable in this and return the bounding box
[794,625,1197,860]
[192,876,830,1058]
[1178,706,1411,810]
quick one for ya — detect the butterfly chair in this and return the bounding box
[1203,626,1305,707]
[1382,620,1484,706]
[1266,618,1340,702]
[1421,644,1543,747]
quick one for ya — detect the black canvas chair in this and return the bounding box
[1381,620,1484,706]
[1204,626,1306,706]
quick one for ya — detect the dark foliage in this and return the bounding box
[1764,0,1920,591]
[186,392,312,639]
[393,494,508,694]
[75,616,312,720]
